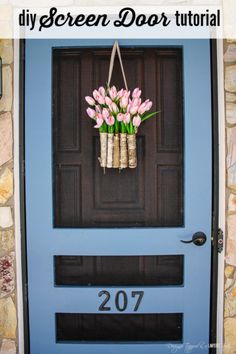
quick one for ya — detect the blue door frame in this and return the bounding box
[25,39,212,354]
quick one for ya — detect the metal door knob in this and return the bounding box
[180,232,207,246]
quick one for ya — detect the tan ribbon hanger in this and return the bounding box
[107,41,128,91]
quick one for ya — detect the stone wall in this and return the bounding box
[224,40,236,354]
[0,40,17,354]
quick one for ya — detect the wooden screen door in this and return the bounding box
[25,39,212,354]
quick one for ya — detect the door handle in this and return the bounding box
[180,232,207,246]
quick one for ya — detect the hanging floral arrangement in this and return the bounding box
[85,41,159,169]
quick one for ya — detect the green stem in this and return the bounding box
[121,122,126,134]
[108,126,114,134]
[99,122,107,133]
[141,111,160,122]
[129,120,134,135]
[115,118,119,134]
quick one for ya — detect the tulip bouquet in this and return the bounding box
[85,85,158,169]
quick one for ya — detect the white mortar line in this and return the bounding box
[216,38,225,354]
[13,39,24,354]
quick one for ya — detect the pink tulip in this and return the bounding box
[132,88,142,98]
[97,113,103,120]
[117,89,125,98]
[98,86,106,97]
[138,102,147,115]
[94,115,104,128]
[133,115,142,127]
[105,116,115,126]
[127,104,131,113]
[132,98,140,107]
[93,89,100,101]
[120,96,128,108]
[130,106,139,115]
[109,86,117,100]
[124,90,131,98]
[86,108,96,119]
[102,108,109,119]
[117,113,124,122]
[111,102,118,113]
[145,101,153,110]
[123,113,131,124]
[85,96,95,106]
[97,95,105,105]
[105,96,112,106]
[95,105,101,113]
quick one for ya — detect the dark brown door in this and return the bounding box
[53,47,183,227]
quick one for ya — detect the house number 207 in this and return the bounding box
[98,290,144,312]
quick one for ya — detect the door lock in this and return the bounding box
[180,232,207,246]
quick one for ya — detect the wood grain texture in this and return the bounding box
[53,48,183,227]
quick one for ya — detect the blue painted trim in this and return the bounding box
[25,39,212,354]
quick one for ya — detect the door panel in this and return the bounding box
[53,48,183,227]
[54,255,184,286]
[25,39,212,354]
[56,313,183,342]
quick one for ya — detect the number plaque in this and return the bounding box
[98,290,144,312]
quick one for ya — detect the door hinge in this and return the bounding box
[217,228,224,253]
